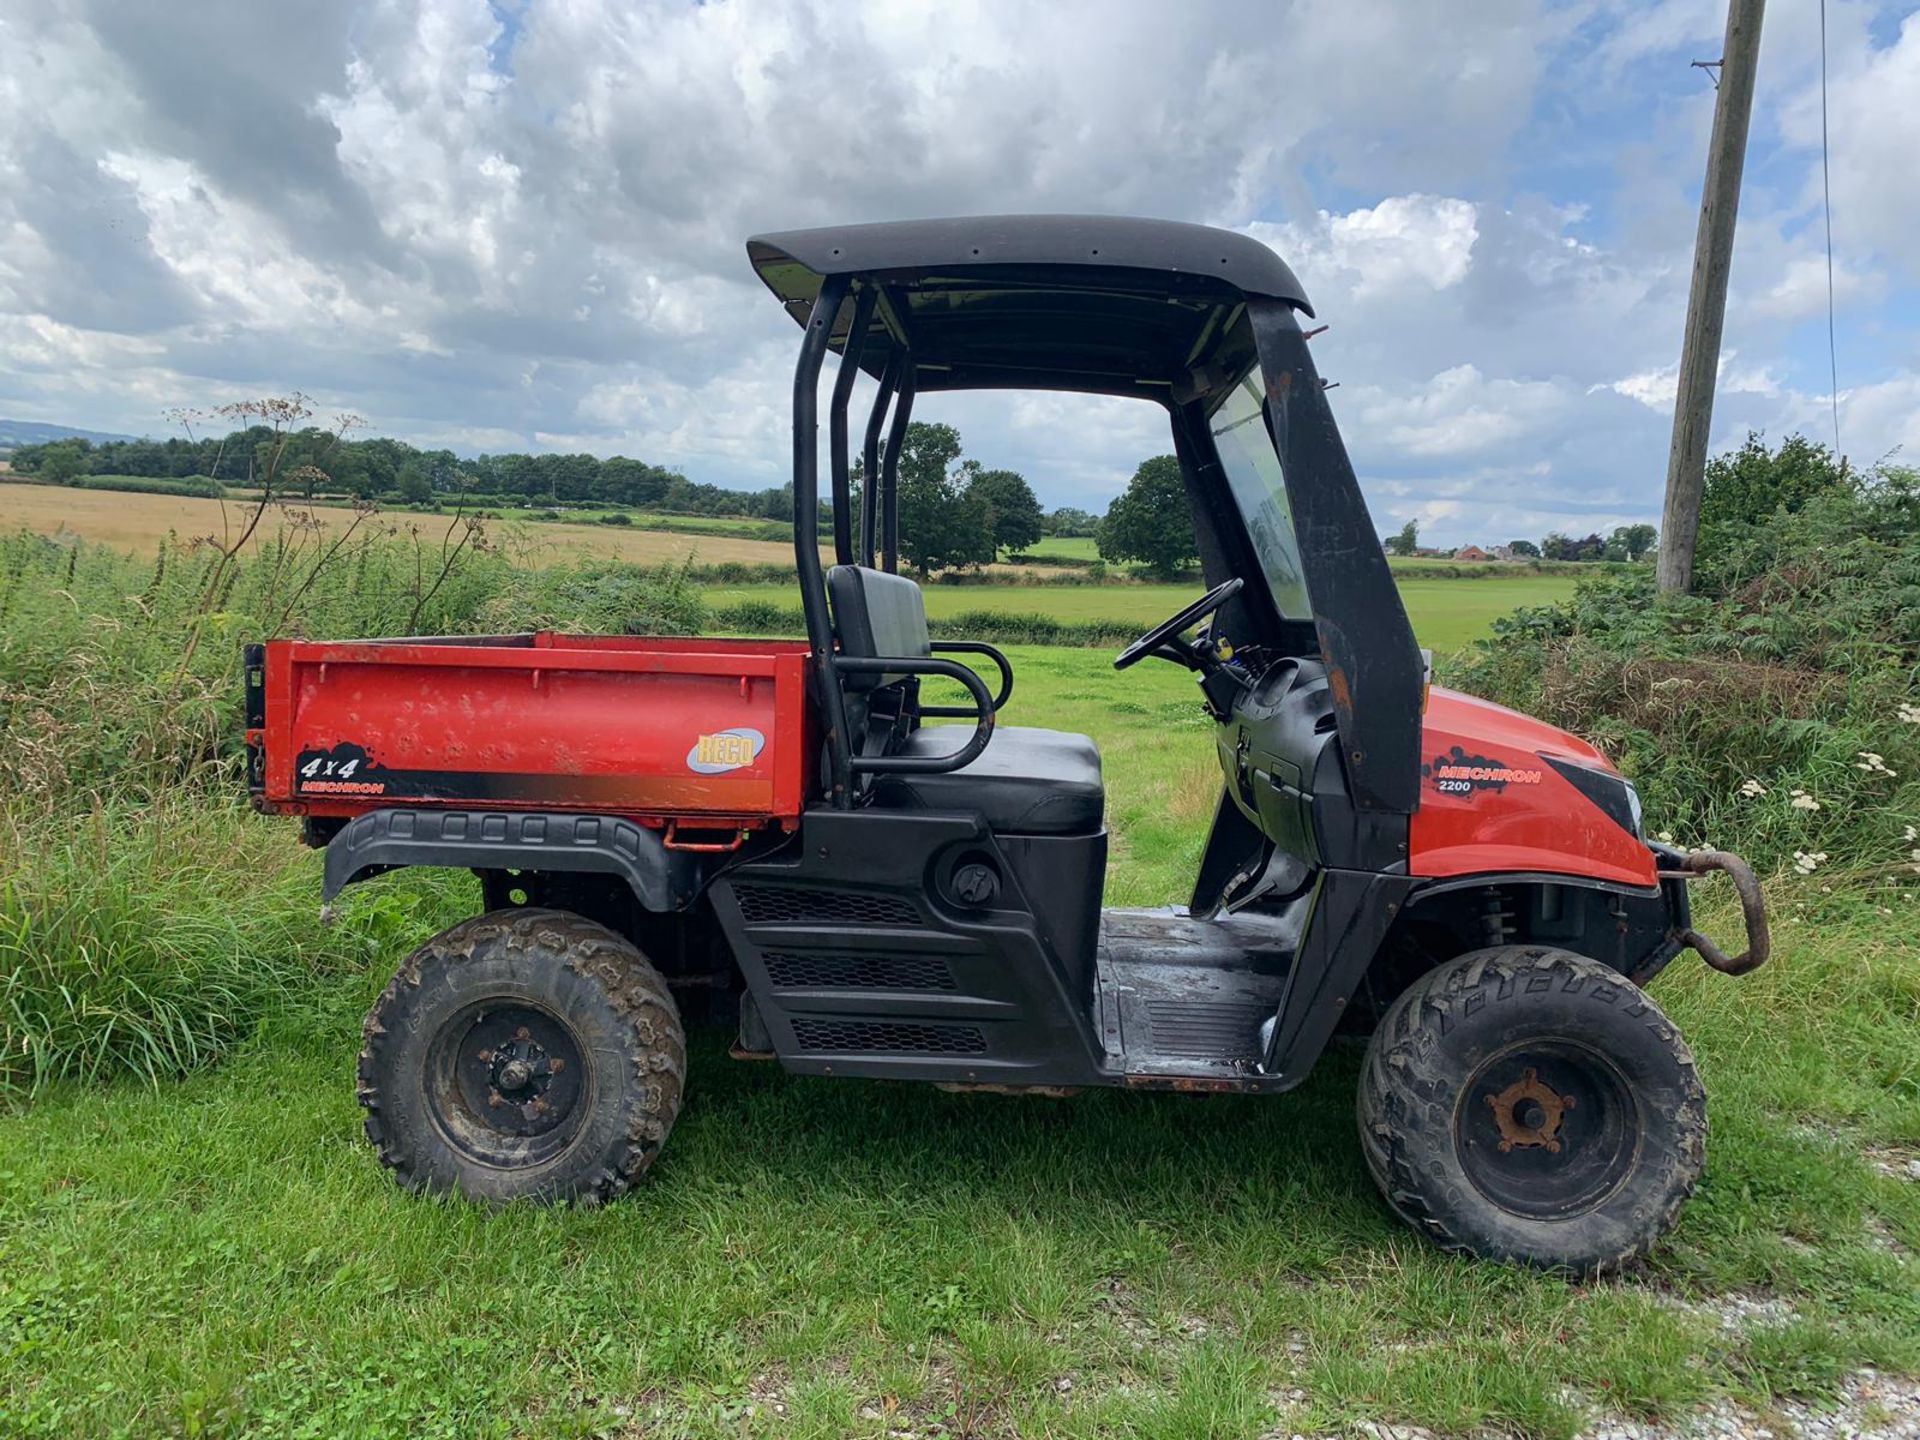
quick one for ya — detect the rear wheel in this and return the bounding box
[358,908,684,1204]
[1357,945,1704,1273]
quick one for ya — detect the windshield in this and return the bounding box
[1209,369,1311,618]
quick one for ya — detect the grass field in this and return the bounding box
[3,646,1918,1438]
[710,574,1580,652]
[0,480,818,570]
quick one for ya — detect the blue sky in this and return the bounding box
[1,0,1916,546]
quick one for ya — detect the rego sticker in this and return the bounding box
[687,727,765,775]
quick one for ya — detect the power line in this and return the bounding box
[1820,0,1841,456]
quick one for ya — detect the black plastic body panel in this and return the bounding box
[321,808,703,910]
[1216,656,1409,875]
[1249,299,1424,815]
[710,808,1108,1086]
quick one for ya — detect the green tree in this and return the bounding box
[897,422,963,489]
[395,460,433,505]
[1700,433,1849,539]
[898,473,994,577]
[1384,519,1419,556]
[965,465,1043,558]
[1507,538,1541,558]
[1044,506,1100,537]
[1612,526,1658,556]
[888,422,995,576]
[1096,455,1198,579]
[37,442,88,485]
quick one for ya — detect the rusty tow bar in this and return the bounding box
[1659,848,1772,976]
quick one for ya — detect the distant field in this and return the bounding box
[0,483,1083,577]
[709,572,1578,651]
[0,481,821,570]
[1,482,1578,647]
[1019,534,1100,560]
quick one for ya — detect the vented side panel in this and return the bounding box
[1141,999,1268,1059]
[790,1019,986,1055]
[763,952,956,991]
[734,885,921,927]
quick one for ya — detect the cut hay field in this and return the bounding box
[0,482,1580,650]
[0,480,816,569]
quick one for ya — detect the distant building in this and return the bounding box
[1454,544,1493,562]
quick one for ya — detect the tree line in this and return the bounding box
[8,429,809,518]
[1382,518,1659,562]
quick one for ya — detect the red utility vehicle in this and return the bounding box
[249,216,1768,1271]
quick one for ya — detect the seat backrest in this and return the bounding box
[827,565,930,691]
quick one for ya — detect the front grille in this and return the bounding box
[791,1019,986,1055]
[763,952,956,991]
[733,886,920,927]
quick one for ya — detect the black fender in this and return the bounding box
[1392,867,1689,987]
[321,809,701,911]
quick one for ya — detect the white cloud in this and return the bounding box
[0,0,1914,549]
[1250,195,1480,302]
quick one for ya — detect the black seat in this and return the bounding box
[875,726,1104,835]
[827,564,1105,834]
[827,565,931,688]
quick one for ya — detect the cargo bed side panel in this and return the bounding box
[261,637,810,823]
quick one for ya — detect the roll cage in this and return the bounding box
[748,214,1425,816]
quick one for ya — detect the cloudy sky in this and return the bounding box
[2,0,1917,544]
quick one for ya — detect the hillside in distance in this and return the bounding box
[0,418,141,452]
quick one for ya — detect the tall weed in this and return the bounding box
[1449,468,1920,875]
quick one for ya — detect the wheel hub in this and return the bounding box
[1484,1067,1577,1154]
[479,1027,565,1110]
[427,1002,588,1162]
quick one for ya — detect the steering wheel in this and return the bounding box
[1112,577,1245,671]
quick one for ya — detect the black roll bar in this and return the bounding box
[827,286,876,567]
[860,348,902,567]
[833,655,995,773]
[792,274,855,806]
[880,363,916,574]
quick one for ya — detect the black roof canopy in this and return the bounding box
[748,215,1314,397]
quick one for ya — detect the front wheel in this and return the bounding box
[358,908,685,1204]
[1357,945,1705,1274]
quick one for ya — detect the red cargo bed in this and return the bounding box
[249,632,813,831]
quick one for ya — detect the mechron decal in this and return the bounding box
[687,727,766,775]
[1421,745,1543,797]
[294,741,388,797]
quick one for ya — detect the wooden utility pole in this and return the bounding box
[1657,0,1766,594]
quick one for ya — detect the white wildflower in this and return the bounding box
[1855,751,1898,777]
[1789,788,1822,812]
[1899,702,1920,724]
[1792,850,1829,875]
[1904,825,1918,843]
[1738,778,1768,798]
[1655,830,1675,844]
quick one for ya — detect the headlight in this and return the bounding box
[1543,755,1642,838]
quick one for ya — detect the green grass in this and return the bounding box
[1017,534,1100,561]
[708,572,1580,653]
[3,647,1918,1437]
